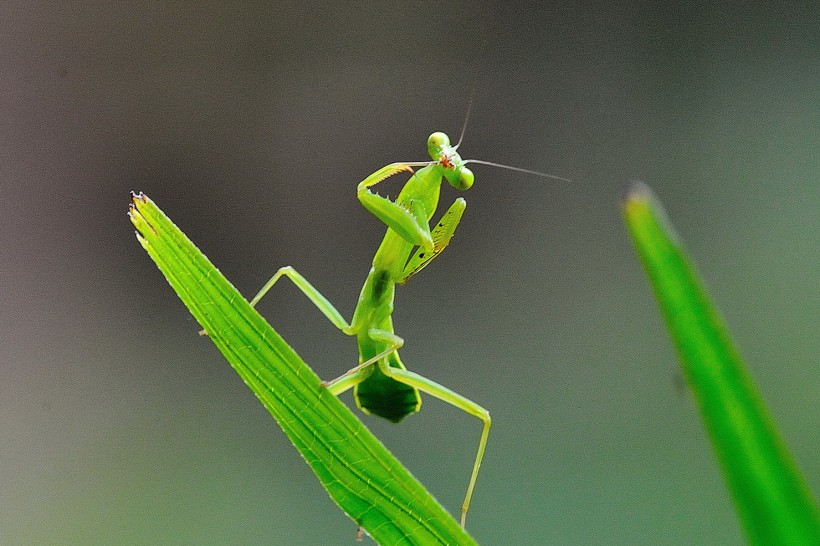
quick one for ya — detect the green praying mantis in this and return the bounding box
[245,129,568,529]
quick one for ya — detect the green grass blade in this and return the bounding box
[128,193,476,546]
[622,182,820,545]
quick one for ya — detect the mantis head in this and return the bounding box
[427,132,474,191]
[427,131,571,190]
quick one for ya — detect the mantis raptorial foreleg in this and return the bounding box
[357,163,435,251]
[399,197,467,284]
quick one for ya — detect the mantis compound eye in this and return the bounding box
[427,132,451,159]
[453,167,474,190]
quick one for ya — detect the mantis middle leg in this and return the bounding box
[248,266,354,335]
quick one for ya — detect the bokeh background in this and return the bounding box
[2,2,818,544]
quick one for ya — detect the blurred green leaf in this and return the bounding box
[129,193,476,546]
[622,182,820,545]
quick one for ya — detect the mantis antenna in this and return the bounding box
[454,78,478,150]
[463,159,572,183]
[452,41,571,183]
[454,36,488,151]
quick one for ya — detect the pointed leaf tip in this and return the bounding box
[622,180,653,206]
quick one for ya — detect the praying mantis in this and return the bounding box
[246,130,567,529]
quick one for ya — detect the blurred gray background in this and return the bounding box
[2,2,818,544]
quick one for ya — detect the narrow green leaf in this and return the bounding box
[129,193,476,546]
[622,182,820,545]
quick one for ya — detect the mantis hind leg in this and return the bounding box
[321,329,404,395]
[374,358,491,529]
[323,328,420,423]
